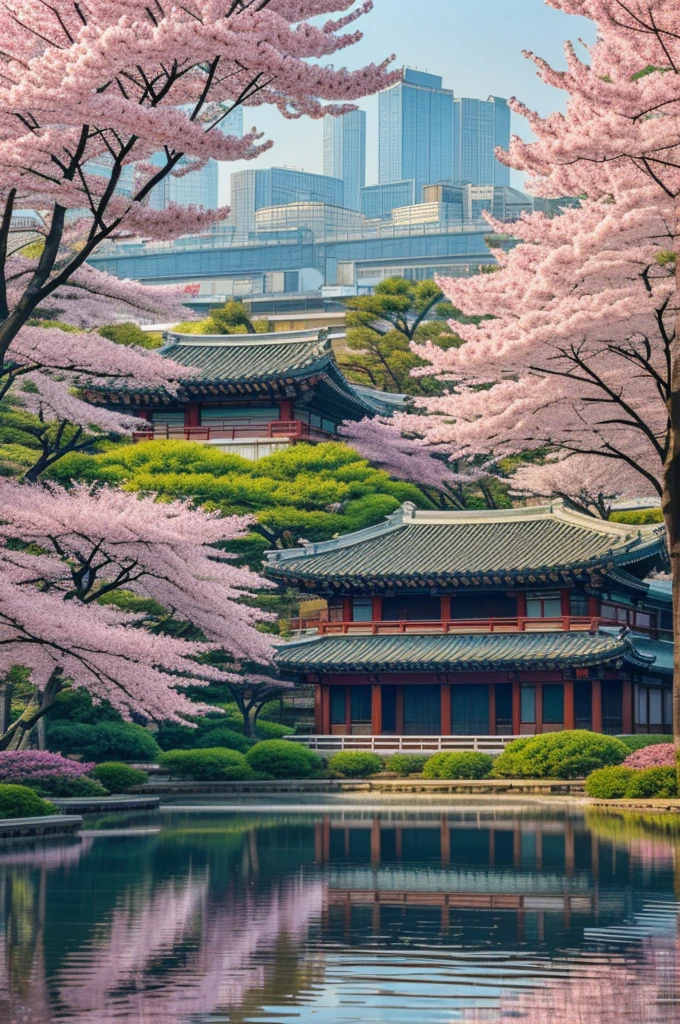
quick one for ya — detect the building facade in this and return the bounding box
[378,69,454,201]
[230,167,344,238]
[323,110,367,212]
[452,96,511,187]
[269,503,671,740]
[359,180,416,220]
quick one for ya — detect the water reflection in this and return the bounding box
[0,806,679,1022]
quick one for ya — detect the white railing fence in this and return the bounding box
[287,735,519,755]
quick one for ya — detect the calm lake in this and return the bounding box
[2,801,680,1023]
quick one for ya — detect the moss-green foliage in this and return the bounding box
[31,776,107,798]
[48,440,430,554]
[585,766,635,799]
[47,688,121,724]
[619,734,671,752]
[245,740,323,779]
[624,766,678,799]
[46,721,161,763]
[610,509,663,525]
[97,323,164,349]
[159,748,252,781]
[253,720,289,740]
[194,728,252,752]
[491,730,629,780]
[92,762,148,793]
[423,750,493,780]
[385,754,429,777]
[0,784,58,818]
[326,751,383,778]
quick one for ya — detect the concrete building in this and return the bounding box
[323,109,366,212]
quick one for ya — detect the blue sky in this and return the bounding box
[219,0,596,202]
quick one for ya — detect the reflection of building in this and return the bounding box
[270,503,671,742]
[323,110,366,212]
[87,329,409,460]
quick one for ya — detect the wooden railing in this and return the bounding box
[299,616,599,636]
[133,420,332,443]
[288,734,519,754]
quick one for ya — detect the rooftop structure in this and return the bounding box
[254,202,369,242]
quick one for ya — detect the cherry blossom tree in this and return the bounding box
[509,453,649,519]
[0,479,277,749]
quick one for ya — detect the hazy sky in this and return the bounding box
[219,0,596,203]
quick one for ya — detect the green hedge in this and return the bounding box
[619,735,672,753]
[585,766,635,799]
[32,776,107,798]
[586,764,678,799]
[492,731,629,779]
[255,720,290,740]
[159,748,251,781]
[92,763,148,793]
[327,751,383,778]
[195,728,252,753]
[423,751,493,780]
[385,754,429,777]
[245,740,323,779]
[46,721,160,763]
[0,784,58,819]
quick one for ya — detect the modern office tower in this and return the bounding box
[378,69,454,202]
[230,167,344,237]
[149,105,244,211]
[323,109,366,211]
[452,96,511,186]
[255,202,367,241]
[360,180,416,220]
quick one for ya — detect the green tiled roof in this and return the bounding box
[266,502,666,588]
[275,630,654,673]
[161,329,331,382]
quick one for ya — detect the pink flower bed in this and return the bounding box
[622,744,675,770]
[0,751,94,782]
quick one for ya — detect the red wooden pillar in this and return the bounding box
[321,686,331,734]
[371,684,382,735]
[560,589,571,616]
[441,596,451,621]
[278,399,294,421]
[591,679,603,733]
[372,597,382,621]
[516,592,527,618]
[621,679,633,734]
[535,684,543,735]
[488,684,496,735]
[441,684,452,736]
[564,679,575,730]
[512,680,521,735]
[136,408,152,421]
[588,596,600,619]
[314,685,323,733]
[343,597,352,621]
[184,402,201,428]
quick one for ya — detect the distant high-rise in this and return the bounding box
[378,69,454,202]
[323,109,366,211]
[230,166,343,237]
[452,96,510,187]
[149,105,244,211]
[360,180,415,220]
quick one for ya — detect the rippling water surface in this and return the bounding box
[2,801,680,1023]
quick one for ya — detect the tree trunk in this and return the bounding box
[0,672,62,751]
[663,389,680,777]
[0,681,12,735]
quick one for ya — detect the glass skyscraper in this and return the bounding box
[149,105,244,211]
[323,109,366,211]
[378,69,454,202]
[360,180,415,220]
[230,167,344,237]
[452,96,510,186]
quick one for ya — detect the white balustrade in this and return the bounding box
[286,734,519,754]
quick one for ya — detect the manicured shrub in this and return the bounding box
[385,754,429,777]
[195,728,252,753]
[245,740,323,779]
[0,750,94,784]
[34,776,107,797]
[423,750,493,780]
[620,735,672,753]
[255,720,290,740]
[46,721,161,763]
[159,748,251,781]
[92,763,148,793]
[327,751,383,778]
[0,784,58,819]
[585,765,635,799]
[623,743,675,770]
[491,731,629,780]
[625,766,678,799]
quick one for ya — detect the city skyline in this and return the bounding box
[218,0,596,204]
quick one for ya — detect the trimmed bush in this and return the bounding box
[195,728,252,753]
[423,750,493,780]
[0,784,58,819]
[620,735,672,753]
[585,766,635,799]
[327,751,383,778]
[255,720,290,740]
[623,743,675,769]
[92,763,148,793]
[491,731,629,780]
[385,754,429,777]
[46,721,161,763]
[159,748,251,781]
[34,776,107,797]
[245,740,323,780]
[625,766,678,799]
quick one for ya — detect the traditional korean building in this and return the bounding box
[269,502,672,740]
[85,327,408,460]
